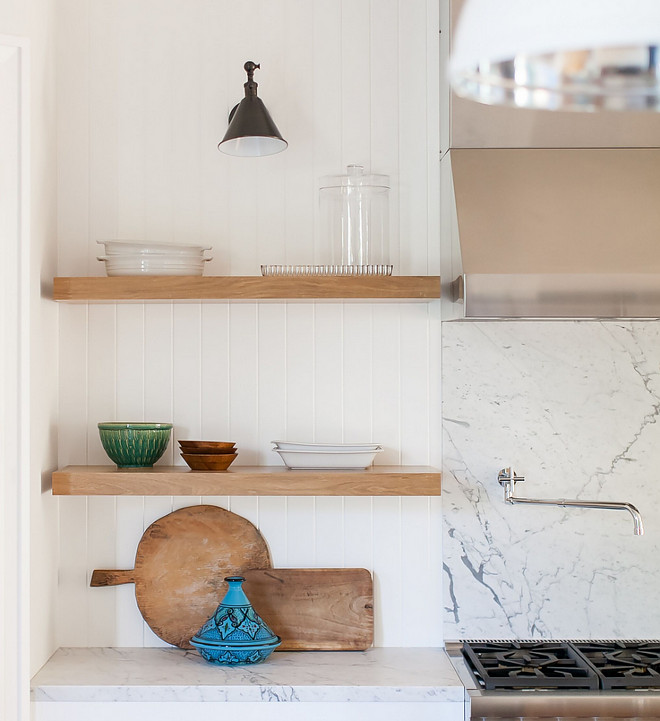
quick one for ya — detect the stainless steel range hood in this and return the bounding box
[450,147,660,318]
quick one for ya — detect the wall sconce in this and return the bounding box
[218,61,288,157]
[449,0,660,111]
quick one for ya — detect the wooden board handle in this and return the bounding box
[91,569,136,587]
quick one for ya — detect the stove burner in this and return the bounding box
[463,641,600,690]
[574,641,660,690]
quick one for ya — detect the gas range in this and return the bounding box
[446,640,660,720]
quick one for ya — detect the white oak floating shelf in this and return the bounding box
[51,465,442,496]
[52,276,441,302]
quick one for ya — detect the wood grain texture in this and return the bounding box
[52,465,442,496]
[90,505,374,650]
[92,567,373,652]
[242,568,373,651]
[90,569,136,586]
[52,276,441,301]
[90,505,272,649]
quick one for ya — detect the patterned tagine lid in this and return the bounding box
[191,576,281,665]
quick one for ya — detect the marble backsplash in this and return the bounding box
[442,321,660,640]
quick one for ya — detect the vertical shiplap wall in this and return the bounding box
[56,0,441,647]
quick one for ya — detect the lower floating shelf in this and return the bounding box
[51,465,441,496]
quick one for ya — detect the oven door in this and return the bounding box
[470,691,660,721]
[470,691,660,720]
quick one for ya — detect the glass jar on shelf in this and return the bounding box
[319,164,390,268]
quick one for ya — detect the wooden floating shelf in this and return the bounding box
[52,465,441,496]
[52,275,441,302]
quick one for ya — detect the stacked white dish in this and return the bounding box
[97,240,212,276]
[271,440,383,469]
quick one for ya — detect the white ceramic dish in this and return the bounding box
[97,256,211,264]
[104,267,207,276]
[102,262,208,268]
[273,447,382,469]
[272,440,382,452]
[97,240,212,256]
[98,256,211,276]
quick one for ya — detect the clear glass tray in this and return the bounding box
[260,264,393,277]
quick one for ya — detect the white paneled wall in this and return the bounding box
[58,304,441,647]
[58,0,440,276]
[57,0,441,648]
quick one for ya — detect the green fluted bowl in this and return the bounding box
[98,422,173,468]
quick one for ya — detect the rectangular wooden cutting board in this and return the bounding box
[242,568,374,651]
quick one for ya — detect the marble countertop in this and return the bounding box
[31,647,466,703]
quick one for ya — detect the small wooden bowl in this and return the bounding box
[179,440,236,453]
[181,452,238,471]
[179,445,237,455]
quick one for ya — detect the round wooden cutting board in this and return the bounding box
[90,505,272,648]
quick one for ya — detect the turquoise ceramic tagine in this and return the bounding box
[191,576,281,665]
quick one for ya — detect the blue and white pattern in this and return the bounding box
[192,577,281,665]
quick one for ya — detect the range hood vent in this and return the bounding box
[451,148,660,318]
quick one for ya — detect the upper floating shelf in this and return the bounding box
[52,276,441,302]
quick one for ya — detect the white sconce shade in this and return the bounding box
[449,0,660,111]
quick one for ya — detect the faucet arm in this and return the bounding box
[497,468,644,536]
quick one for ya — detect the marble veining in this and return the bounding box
[443,321,660,640]
[31,647,465,703]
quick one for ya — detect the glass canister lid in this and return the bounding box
[320,164,389,190]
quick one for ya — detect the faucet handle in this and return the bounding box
[498,467,525,485]
[498,467,524,502]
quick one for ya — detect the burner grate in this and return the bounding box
[573,641,660,690]
[462,641,600,690]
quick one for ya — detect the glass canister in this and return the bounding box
[319,165,390,266]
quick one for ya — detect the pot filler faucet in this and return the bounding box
[497,468,644,536]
